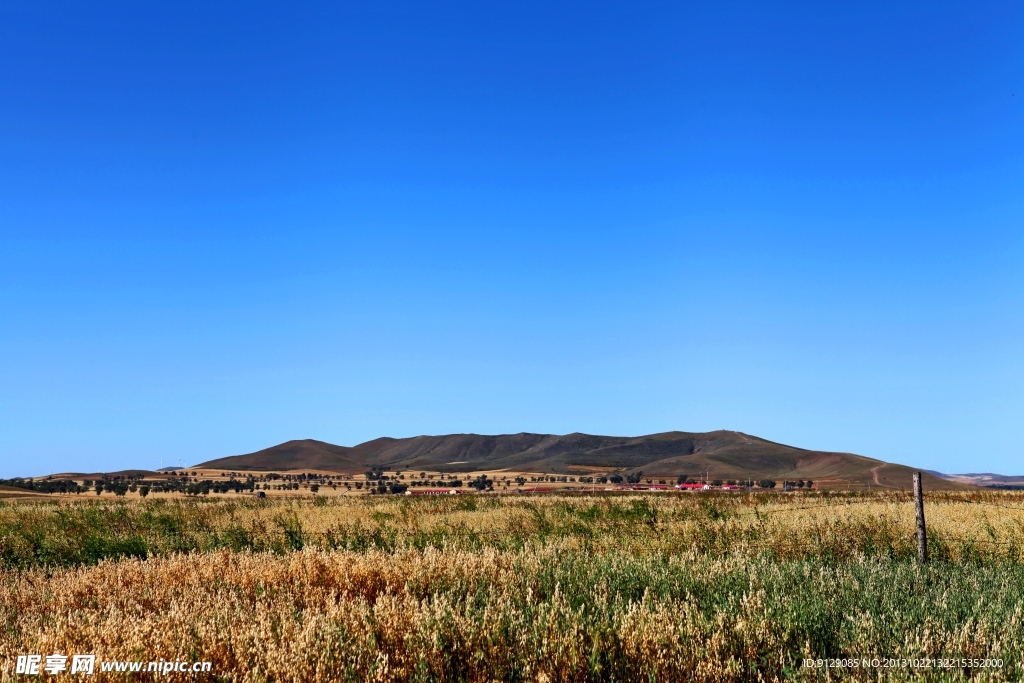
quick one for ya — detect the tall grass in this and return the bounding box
[3,492,1023,568]
[2,492,1023,681]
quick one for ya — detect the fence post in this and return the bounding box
[913,472,927,564]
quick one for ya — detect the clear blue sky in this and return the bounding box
[1,2,1021,477]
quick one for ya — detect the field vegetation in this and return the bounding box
[2,490,1023,681]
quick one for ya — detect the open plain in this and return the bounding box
[2,489,1023,681]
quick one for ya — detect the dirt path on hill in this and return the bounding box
[871,465,895,488]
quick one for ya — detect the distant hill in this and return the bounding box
[196,431,968,490]
[933,472,1024,489]
[199,440,364,473]
[51,469,164,480]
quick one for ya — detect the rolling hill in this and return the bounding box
[197,430,967,490]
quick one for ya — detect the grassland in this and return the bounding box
[2,491,1023,681]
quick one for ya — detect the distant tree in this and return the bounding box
[806,480,814,489]
[355,482,363,490]
[515,477,527,486]
[310,484,319,494]
[711,479,723,487]
[139,486,150,498]
[610,475,623,484]
[469,475,492,491]
[388,483,408,494]
[758,479,777,489]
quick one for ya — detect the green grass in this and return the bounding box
[2,493,1023,680]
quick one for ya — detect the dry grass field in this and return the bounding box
[2,491,1024,681]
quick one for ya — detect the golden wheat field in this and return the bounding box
[2,491,1024,682]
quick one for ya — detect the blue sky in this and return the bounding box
[1,1,1021,477]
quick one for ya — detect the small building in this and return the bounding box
[675,483,711,491]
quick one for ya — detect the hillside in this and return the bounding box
[196,431,967,490]
[198,440,363,472]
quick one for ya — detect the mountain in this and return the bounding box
[196,431,968,490]
[932,472,1024,489]
[199,440,364,473]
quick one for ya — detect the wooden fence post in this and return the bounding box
[913,472,927,564]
